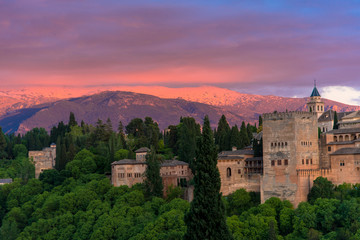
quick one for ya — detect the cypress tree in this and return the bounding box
[0,127,7,159]
[69,112,77,127]
[230,125,241,149]
[333,111,338,129]
[184,116,233,240]
[117,121,126,149]
[259,115,263,127]
[239,121,250,148]
[177,117,200,172]
[215,115,231,151]
[144,148,163,198]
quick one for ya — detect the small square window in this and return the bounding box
[328,147,331,152]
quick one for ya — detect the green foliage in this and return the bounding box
[333,111,338,129]
[308,177,335,204]
[115,149,129,160]
[177,117,200,172]
[215,115,231,151]
[165,185,184,202]
[184,116,232,240]
[144,148,163,198]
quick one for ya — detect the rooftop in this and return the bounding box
[310,86,321,97]
[0,179,13,184]
[218,149,254,156]
[331,148,360,155]
[135,147,150,153]
[111,159,188,167]
[327,128,360,134]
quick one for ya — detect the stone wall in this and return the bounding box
[261,112,319,207]
[28,146,56,178]
[218,158,260,195]
[111,163,146,187]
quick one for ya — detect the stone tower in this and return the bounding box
[307,81,324,118]
[261,112,319,207]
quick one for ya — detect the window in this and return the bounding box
[271,160,275,166]
[238,169,241,174]
[237,161,240,164]
[271,143,273,147]
[277,160,282,166]
[310,159,313,164]
[285,142,287,146]
[302,159,304,165]
[284,159,288,165]
[306,159,309,164]
[127,173,132,177]
[340,160,345,166]
[226,168,232,177]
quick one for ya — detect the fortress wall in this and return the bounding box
[262,112,319,207]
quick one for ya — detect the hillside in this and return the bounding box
[0,91,245,134]
[0,86,359,134]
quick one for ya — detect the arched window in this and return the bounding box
[226,168,231,177]
[317,106,319,111]
[334,136,338,142]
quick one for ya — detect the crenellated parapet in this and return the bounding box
[263,111,317,121]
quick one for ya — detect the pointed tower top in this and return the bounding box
[310,80,320,97]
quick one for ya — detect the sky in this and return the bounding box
[1,0,360,105]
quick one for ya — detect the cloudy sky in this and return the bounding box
[1,0,360,104]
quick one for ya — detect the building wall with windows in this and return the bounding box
[28,144,56,178]
[261,111,319,207]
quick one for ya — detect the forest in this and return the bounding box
[0,113,359,239]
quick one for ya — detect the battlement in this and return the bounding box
[263,111,316,121]
[296,168,332,177]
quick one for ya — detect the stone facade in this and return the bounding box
[261,112,319,206]
[111,149,192,195]
[28,143,56,178]
[217,149,261,195]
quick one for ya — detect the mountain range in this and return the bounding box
[0,86,359,134]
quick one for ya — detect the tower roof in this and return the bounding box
[310,86,321,97]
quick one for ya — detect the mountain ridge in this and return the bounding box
[0,86,359,134]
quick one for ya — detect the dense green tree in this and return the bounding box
[117,121,126,149]
[333,111,338,129]
[215,115,231,151]
[0,127,8,159]
[69,112,78,127]
[229,125,241,150]
[177,117,200,172]
[308,177,335,204]
[144,148,163,198]
[239,121,250,148]
[184,116,232,240]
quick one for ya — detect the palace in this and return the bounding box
[109,84,360,207]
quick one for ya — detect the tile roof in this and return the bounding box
[326,128,360,134]
[218,149,254,156]
[310,86,321,97]
[111,159,145,165]
[331,148,360,155]
[161,160,188,167]
[327,141,354,145]
[111,159,188,167]
[135,147,150,153]
[0,179,13,184]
